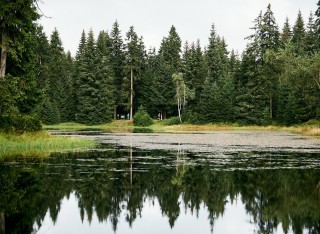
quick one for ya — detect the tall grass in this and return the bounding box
[43,120,320,137]
[44,121,134,130]
[0,131,97,159]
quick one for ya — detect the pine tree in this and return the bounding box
[76,30,87,61]
[315,0,320,50]
[245,11,263,62]
[63,51,76,121]
[37,29,65,123]
[73,30,87,117]
[94,31,115,123]
[280,18,292,47]
[292,11,306,53]
[75,30,115,124]
[110,21,126,118]
[76,30,97,124]
[34,25,50,91]
[205,24,224,83]
[237,5,280,124]
[158,25,182,70]
[305,12,317,54]
[124,26,147,119]
[182,40,206,119]
[260,4,280,53]
[0,0,39,78]
[0,1,42,116]
[46,28,73,123]
[33,25,52,122]
[140,48,158,116]
[153,25,182,119]
[199,24,231,123]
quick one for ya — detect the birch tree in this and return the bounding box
[172,73,194,123]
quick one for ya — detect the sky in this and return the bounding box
[38,0,318,56]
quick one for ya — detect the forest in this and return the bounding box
[1,1,320,128]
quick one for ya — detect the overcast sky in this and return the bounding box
[38,0,317,56]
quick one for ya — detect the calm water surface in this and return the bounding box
[1,131,320,234]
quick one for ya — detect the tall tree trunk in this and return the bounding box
[114,106,117,119]
[178,97,182,124]
[0,28,8,79]
[0,212,4,234]
[130,68,133,120]
[269,96,273,119]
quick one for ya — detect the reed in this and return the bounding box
[0,131,97,158]
[43,120,320,137]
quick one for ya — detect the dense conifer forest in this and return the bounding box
[1,1,320,126]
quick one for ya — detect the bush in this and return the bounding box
[161,116,181,126]
[133,107,153,127]
[0,115,42,132]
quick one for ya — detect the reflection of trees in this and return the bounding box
[0,149,320,233]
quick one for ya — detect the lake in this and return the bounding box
[1,130,320,234]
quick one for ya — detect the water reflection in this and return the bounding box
[0,146,320,233]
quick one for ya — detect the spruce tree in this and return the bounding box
[237,5,280,124]
[38,29,65,123]
[0,0,42,116]
[94,31,115,123]
[141,48,158,116]
[110,21,126,118]
[182,40,206,119]
[0,0,39,78]
[153,25,182,119]
[260,4,280,53]
[315,0,320,50]
[46,28,73,123]
[63,51,76,121]
[76,30,97,124]
[73,30,87,118]
[205,24,223,83]
[199,24,230,123]
[124,26,147,119]
[280,18,292,47]
[76,30,87,61]
[305,12,317,54]
[34,25,50,91]
[292,11,306,54]
[75,30,115,124]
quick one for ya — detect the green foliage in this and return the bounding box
[280,18,292,46]
[76,30,115,124]
[292,11,306,54]
[182,41,206,113]
[0,131,96,158]
[0,75,19,114]
[160,116,181,126]
[133,107,153,127]
[316,0,320,50]
[152,26,182,119]
[3,2,320,129]
[110,21,126,116]
[37,98,60,125]
[0,115,42,132]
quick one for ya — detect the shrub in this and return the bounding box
[133,107,153,127]
[161,116,181,126]
[0,115,42,132]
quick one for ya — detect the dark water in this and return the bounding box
[1,140,320,233]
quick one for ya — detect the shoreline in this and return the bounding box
[44,120,320,137]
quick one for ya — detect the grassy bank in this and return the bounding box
[44,120,320,137]
[0,131,97,159]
